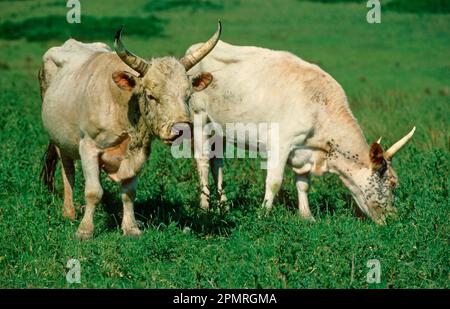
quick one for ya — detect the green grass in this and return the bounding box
[0,0,449,288]
[0,15,165,42]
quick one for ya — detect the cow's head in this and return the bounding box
[112,22,221,144]
[341,127,416,225]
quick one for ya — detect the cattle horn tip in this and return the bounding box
[115,25,124,41]
[377,137,382,144]
[385,126,416,159]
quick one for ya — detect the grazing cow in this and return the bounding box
[39,23,221,239]
[186,40,415,224]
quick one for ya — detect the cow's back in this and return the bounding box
[40,39,125,158]
[40,39,111,93]
[187,40,348,130]
[188,41,314,124]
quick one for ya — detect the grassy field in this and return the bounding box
[0,0,448,288]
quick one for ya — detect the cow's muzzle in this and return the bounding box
[368,204,398,225]
[162,122,193,145]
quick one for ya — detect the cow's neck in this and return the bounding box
[128,114,152,156]
[316,105,371,179]
[100,104,153,183]
[128,98,154,158]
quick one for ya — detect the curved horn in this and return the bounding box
[180,20,222,71]
[377,137,382,144]
[114,25,149,76]
[385,127,416,159]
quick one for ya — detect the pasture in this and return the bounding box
[0,0,448,288]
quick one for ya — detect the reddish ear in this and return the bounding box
[192,72,213,92]
[369,142,384,169]
[112,71,138,91]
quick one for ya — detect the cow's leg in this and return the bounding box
[196,156,210,210]
[210,158,227,203]
[193,111,211,210]
[294,172,315,221]
[76,139,103,240]
[121,176,141,237]
[262,147,289,211]
[56,148,76,220]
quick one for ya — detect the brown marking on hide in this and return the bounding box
[99,134,131,174]
[330,102,355,123]
[310,92,327,105]
[300,66,355,127]
[192,72,213,91]
[293,61,359,134]
[313,153,327,175]
[282,60,306,77]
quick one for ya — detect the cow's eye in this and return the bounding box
[146,93,157,102]
[376,159,387,177]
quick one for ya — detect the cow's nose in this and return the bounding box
[171,122,192,138]
[369,203,397,225]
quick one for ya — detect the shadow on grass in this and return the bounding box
[101,188,237,237]
[0,15,166,42]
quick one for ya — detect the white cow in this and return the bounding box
[186,40,415,224]
[39,23,221,239]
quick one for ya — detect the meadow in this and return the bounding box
[0,0,448,288]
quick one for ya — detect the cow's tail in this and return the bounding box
[40,141,58,192]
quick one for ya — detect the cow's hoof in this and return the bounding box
[300,215,316,223]
[219,193,228,203]
[200,200,210,211]
[257,206,271,218]
[135,220,145,229]
[76,229,93,241]
[218,195,230,213]
[123,226,142,238]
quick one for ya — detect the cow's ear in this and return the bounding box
[112,71,138,91]
[192,72,213,92]
[369,141,385,171]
